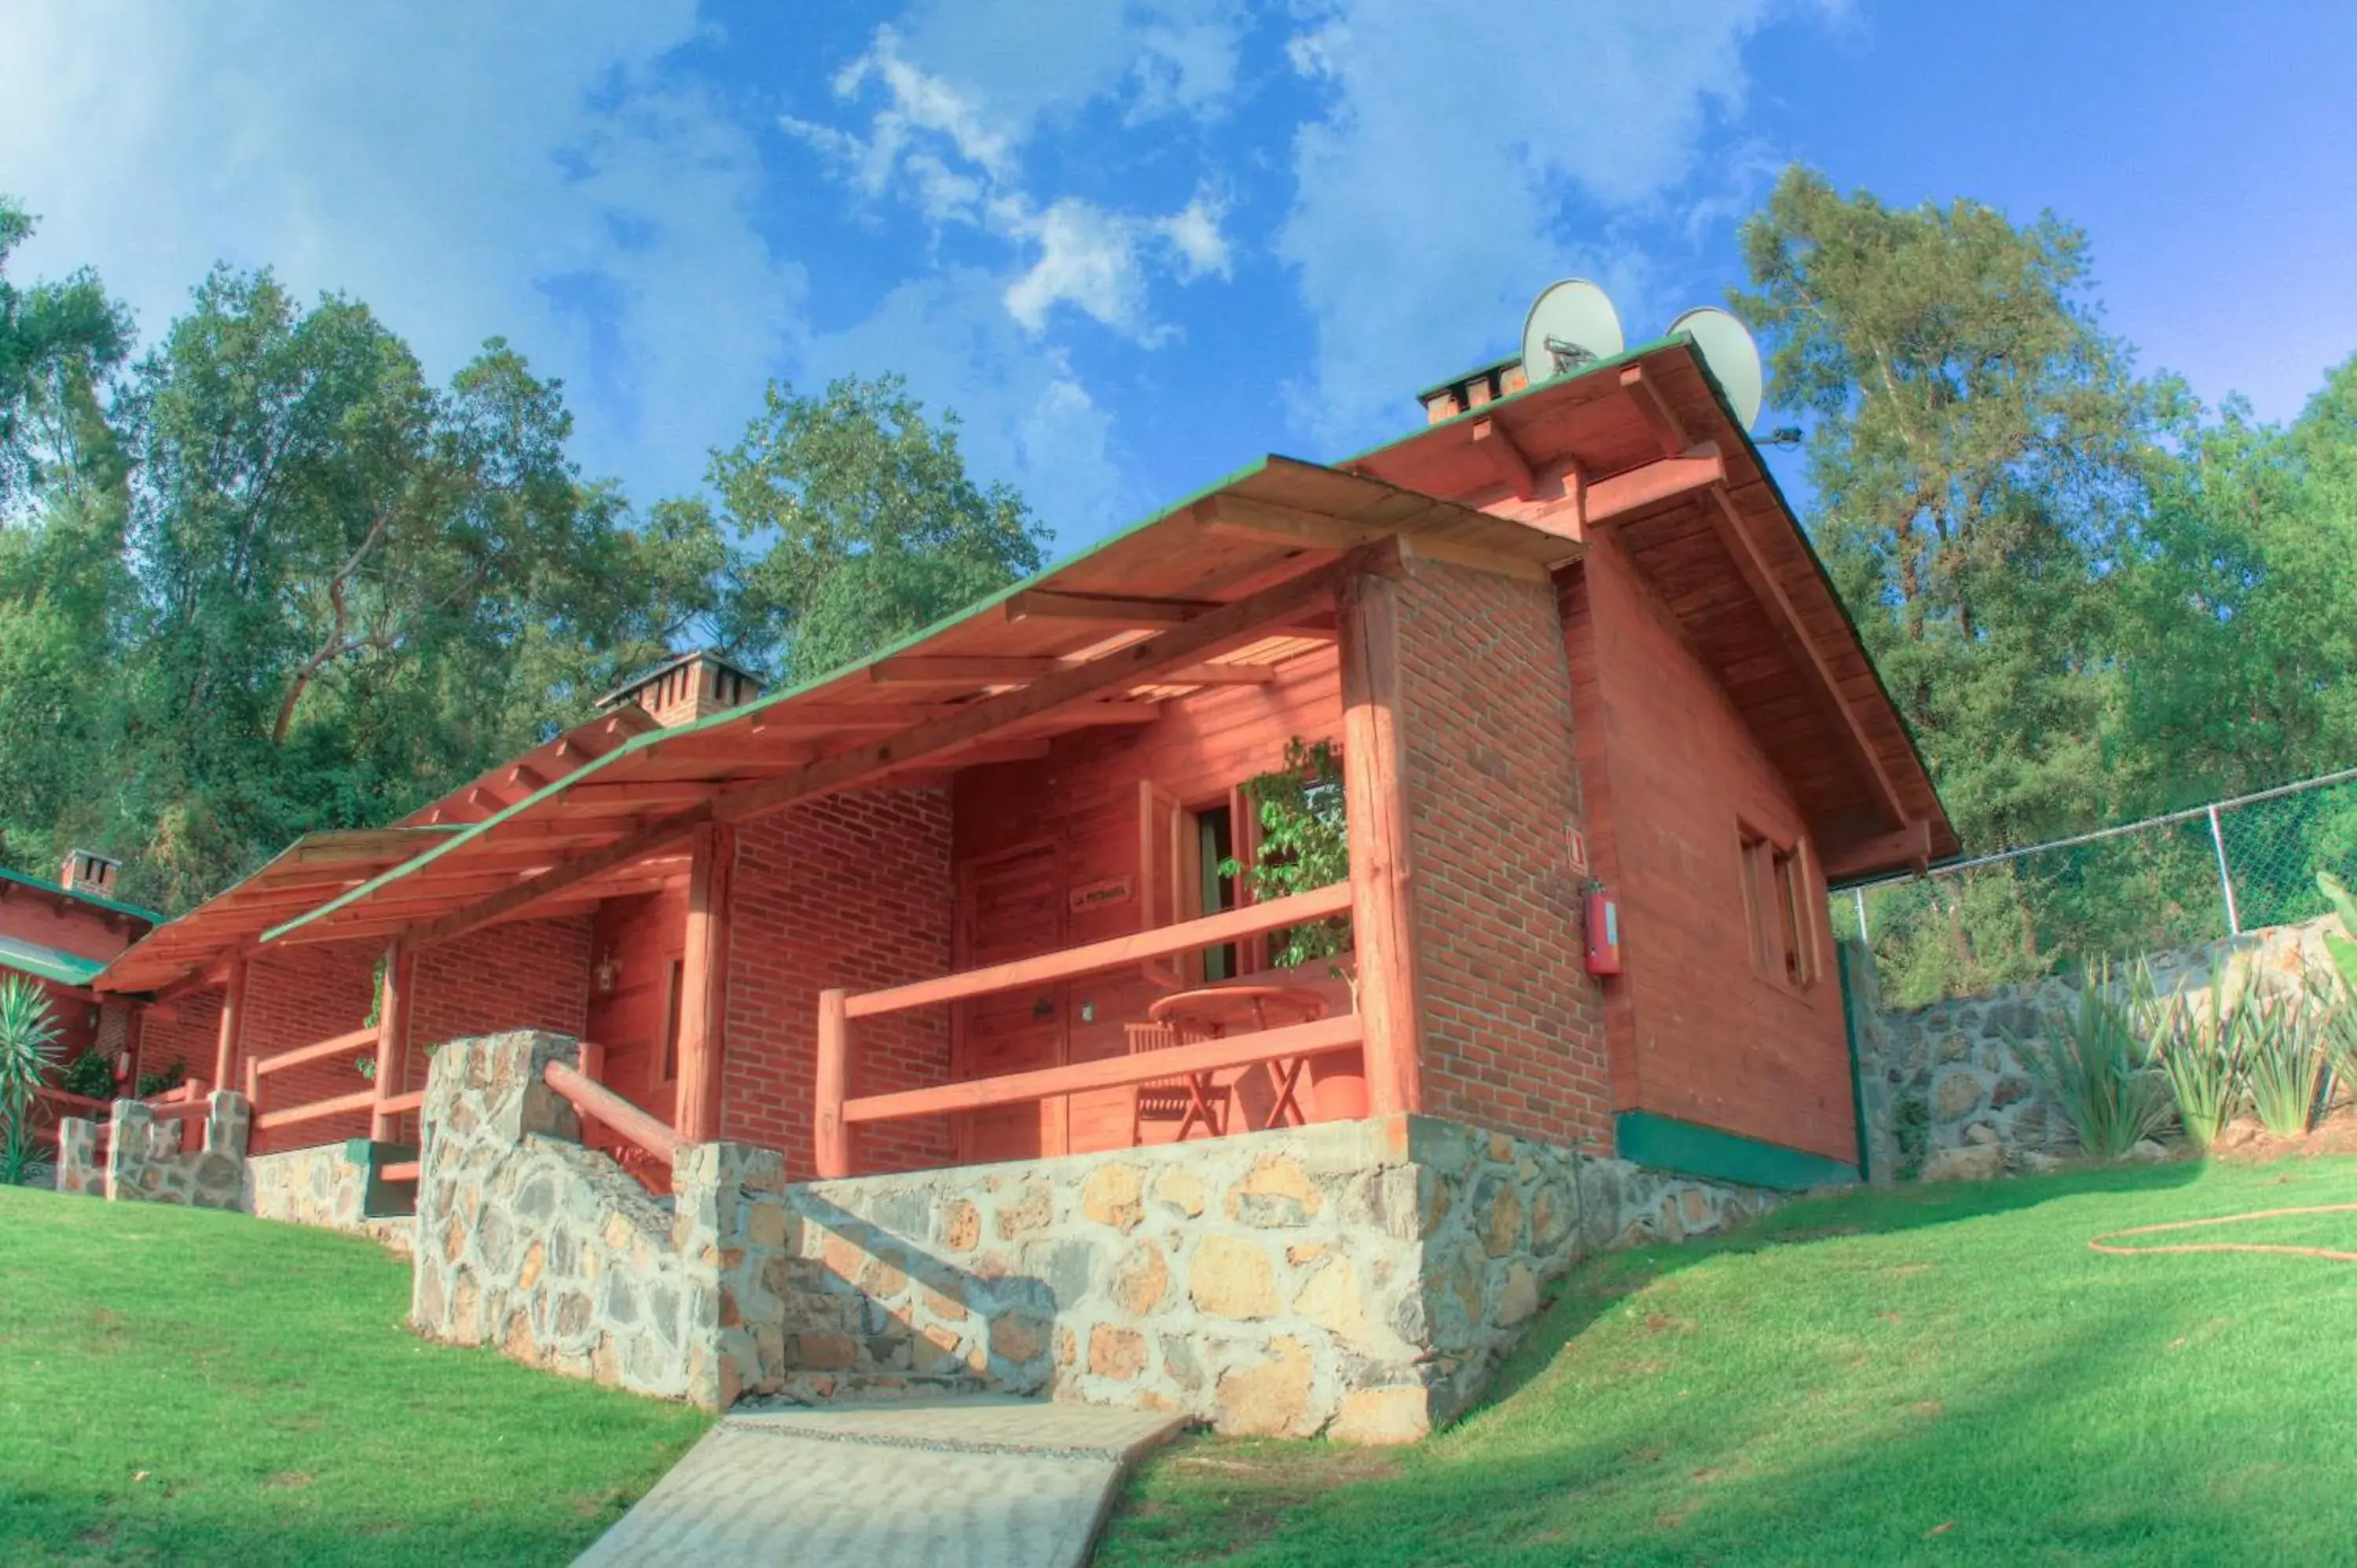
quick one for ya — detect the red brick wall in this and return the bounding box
[401,916,592,1086]
[1393,556,1614,1151]
[1561,531,1856,1163]
[239,943,379,1152]
[135,991,220,1090]
[720,789,955,1178]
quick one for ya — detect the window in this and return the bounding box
[660,959,685,1081]
[1195,802,1240,980]
[1739,825,1821,989]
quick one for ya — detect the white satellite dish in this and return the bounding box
[1666,306,1765,431]
[1520,279,1625,387]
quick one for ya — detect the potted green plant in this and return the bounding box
[1224,738,1362,1116]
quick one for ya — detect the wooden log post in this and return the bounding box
[1338,573,1426,1116]
[211,954,247,1103]
[368,941,413,1142]
[815,987,850,1178]
[673,822,734,1145]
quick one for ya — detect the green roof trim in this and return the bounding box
[0,863,162,924]
[0,933,108,988]
[1615,1110,1859,1192]
[264,454,1285,943]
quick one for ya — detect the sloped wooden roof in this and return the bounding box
[256,458,1565,951]
[1349,335,1959,866]
[113,345,1955,976]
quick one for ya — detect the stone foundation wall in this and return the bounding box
[1870,918,2336,1176]
[404,1031,1780,1439]
[407,1031,768,1408]
[57,1093,251,1208]
[764,1116,1778,1442]
[247,1141,419,1255]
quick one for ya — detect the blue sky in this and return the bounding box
[4,2,2352,551]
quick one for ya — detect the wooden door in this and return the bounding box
[584,888,687,1145]
[952,841,1067,1163]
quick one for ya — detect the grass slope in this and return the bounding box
[1098,1157,2357,1566]
[0,1186,708,1566]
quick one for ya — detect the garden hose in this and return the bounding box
[2088,1204,2357,1262]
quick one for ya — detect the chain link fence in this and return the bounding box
[1835,765,2357,1009]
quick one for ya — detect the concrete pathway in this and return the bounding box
[574,1396,1187,1568]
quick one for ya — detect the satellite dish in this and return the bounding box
[1666,306,1765,431]
[1520,280,1624,387]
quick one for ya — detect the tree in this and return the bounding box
[701,374,1047,683]
[1733,167,2172,855]
[0,196,132,509]
[107,269,702,907]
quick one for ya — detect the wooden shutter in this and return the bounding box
[1139,779,1186,986]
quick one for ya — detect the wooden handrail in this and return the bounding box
[251,1026,381,1079]
[253,1087,379,1133]
[843,882,1353,1019]
[375,1089,425,1118]
[34,1086,112,1115]
[841,1013,1362,1126]
[144,1100,210,1123]
[543,1058,679,1166]
[379,1160,420,1183]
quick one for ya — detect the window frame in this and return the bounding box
[1736,820,1824,992]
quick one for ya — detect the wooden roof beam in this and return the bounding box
[1585,446,1728,528]
[870,655,1062,684]
[1620,364,1688,457]
[1822,819,1933,882]
[1003,590,1214,625]
[1702,485,1909,831]
[1197,495,1558,581]
[1472,417,1536,500]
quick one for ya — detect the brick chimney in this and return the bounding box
[60,848,122,899]
[597,650,764,730]
[1417,354,1528,423]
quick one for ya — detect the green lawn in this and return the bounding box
[1098,1156,2357,1567]
[0,1185,709,1566]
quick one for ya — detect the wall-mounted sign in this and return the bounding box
[1069,875,1135,912]
[1567,827,1590,875]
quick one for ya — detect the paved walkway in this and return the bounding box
[574,1396,1187,1568]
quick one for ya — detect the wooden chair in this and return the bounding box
[1126,1020,1226,1145]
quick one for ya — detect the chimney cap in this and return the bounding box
[594,648,766,714]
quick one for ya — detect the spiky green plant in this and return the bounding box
[2240,982,2333,1138]
[2005,959,2174,1160]
[0,975,64,1184]
[2145,972,2245,1152]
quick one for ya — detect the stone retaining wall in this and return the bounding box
[54,1093,251,1208]
[402,1031,1781,1439]
[1868,918,2336,1176]
[247,1141,418,1255]
[764,1115,1779,1442]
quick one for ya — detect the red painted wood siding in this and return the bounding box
[1561,530,1856,1163]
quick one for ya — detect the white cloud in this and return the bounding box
[803,269,1133,549]
[786,20,1234,345]
[0,0,801,502]
[1276,0,1805,444]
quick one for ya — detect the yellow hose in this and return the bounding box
[2088,1203,2357,1261]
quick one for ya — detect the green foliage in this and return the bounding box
[134,1058,185,1099]
[2319,871,2357,994]
[0,974,62,1182]
[58,1048,115,1102]
[703,374,1048,683]
[2002,960,2172,1159]
[1223,738,1351,972]
[2143,976,2245,1152]
[2241,983,2334,1138]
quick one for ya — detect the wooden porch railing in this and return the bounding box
[246,1024,383,1138]
[543,1057,679,1166]
[816,882,1359,1178]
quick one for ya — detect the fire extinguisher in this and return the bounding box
[1584,881,1622,976]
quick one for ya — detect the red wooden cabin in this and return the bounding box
[93,336,1956,1195]
[1,851,157,1149]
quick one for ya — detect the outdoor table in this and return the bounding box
[1146,983,1331,1131]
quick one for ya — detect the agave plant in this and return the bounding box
[2006,959,2174,1160]
[2240,981,2333,1138]
[0,975,63,1185]
[2145,972,2246,1153]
